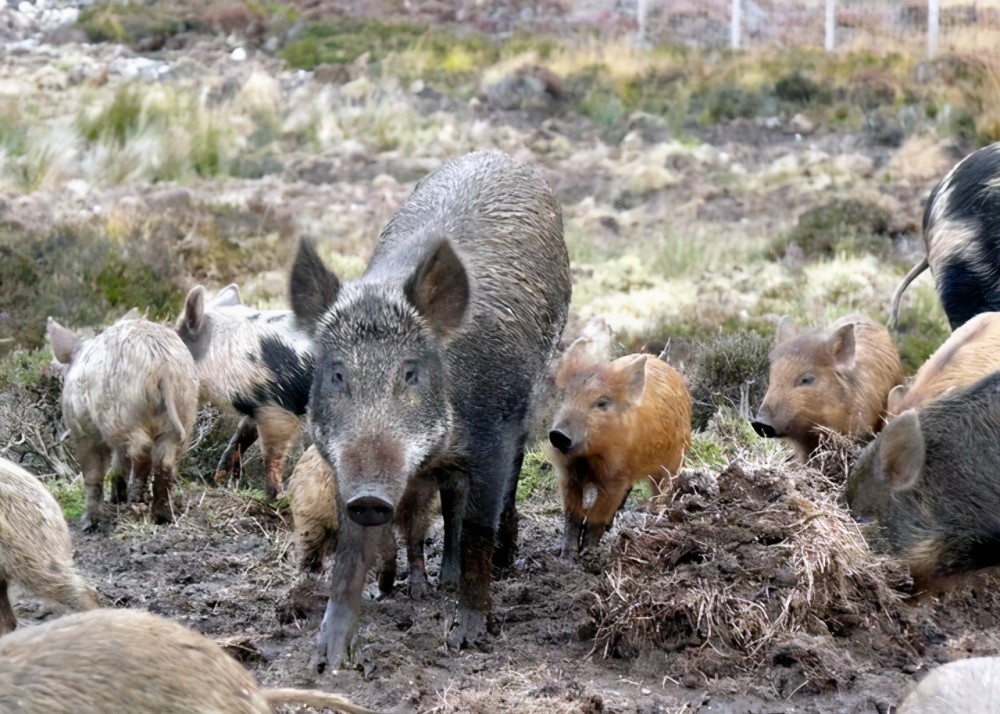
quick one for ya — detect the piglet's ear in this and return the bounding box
[289,239,341,334]
[210,283,242,307]
[830,322,857,370]
[405,239,468,337]
[886,384,909,417]
[46,317,81,365]
[774,316,801,346]
[879,409,924,492]
[620,354,648,404]
[183,286,206,337]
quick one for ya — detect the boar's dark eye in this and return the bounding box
[797,373,816,386]
[595,397,612,410]
[329,363,346,387]
[404,362,419,386]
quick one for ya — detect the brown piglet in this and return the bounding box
[751,314,903,460]
[546,342,692,560]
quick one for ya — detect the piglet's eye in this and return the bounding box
[797,373,816,386]
[595,397,612,410]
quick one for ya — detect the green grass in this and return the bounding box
[516,449,556,503]
[279,19,426,70]
[78,85,144,147]
[0,348,51,390]
[47,479,85,521]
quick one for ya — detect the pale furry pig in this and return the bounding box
[176,284,313,498]
[0,457,100,635]
[47,314,198,528]
[898,657,1000,714]
[888,311,1000,417]
[0,608,378,714]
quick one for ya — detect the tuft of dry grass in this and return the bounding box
[589,424,911,693]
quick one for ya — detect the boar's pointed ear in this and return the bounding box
[621,354,648,403]
[290,239,340,333]
[210,283,241,307]
[830,322,857,370]
[880,409,924,491]
[183,286,206,336]
[119,307,141,322]
[405,239,468,337]
[887,384,909,416]
[46,317,81,364]
[774,316,801,346]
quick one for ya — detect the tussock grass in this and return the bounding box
[589,415,910,693]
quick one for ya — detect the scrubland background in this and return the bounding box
[3,1,1000,712]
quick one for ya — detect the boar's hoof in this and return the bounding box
[750,420,777,438]
[446,606,490,651]
[558,546,579,564]
[346,495,394,526]
[548,429,575,454]
[80,512,103,533]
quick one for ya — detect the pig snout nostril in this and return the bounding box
[548,429,574,454]
[751,420,777,439]
[346,496,395,527]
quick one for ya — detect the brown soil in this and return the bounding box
[10,456,1000,714]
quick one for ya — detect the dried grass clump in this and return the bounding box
[590,441,910,692]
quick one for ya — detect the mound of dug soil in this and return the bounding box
[591,458,914,697]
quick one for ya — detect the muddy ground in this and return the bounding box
[8,454,1000,714]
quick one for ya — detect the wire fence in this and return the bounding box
[635,0,1000,56]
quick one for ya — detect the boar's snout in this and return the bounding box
[346,490,394,527]
[549,428,578,455]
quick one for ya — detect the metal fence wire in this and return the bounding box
[634,0,1000,56]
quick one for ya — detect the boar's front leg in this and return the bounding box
[438,474,468,591]
[311,514,385,673]
[446,445,519,651]
[493,442,525,571]
[214,417,258,486]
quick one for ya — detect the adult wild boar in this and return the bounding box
[887,311,1000,417]
[546,343,691,560]
[286,445,437,598]
[47,314,198,527]
[0,457,100,634]
[289,150,571,667]
[889,142,1000,330]
[177,284,312,497]
[898,657,1000,714]
[847,371,1000,592]
[751,315,903,459]
[0,609,377,714]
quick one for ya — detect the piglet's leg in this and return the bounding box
[256,407,301,499]
[310,515,384,673]
[214,417,258,485]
